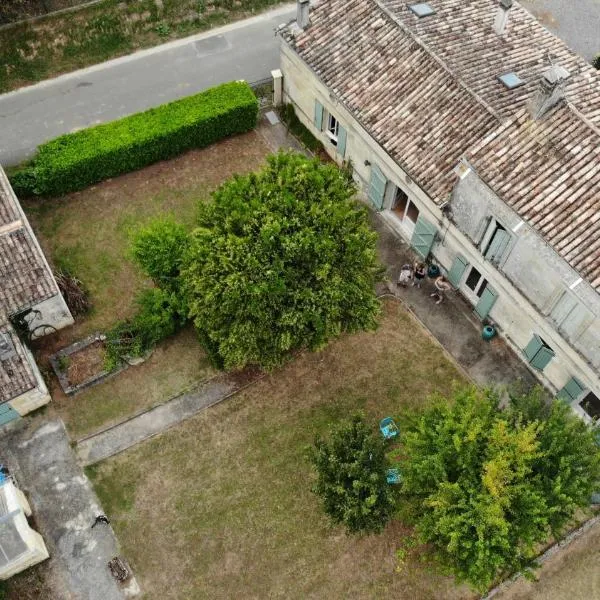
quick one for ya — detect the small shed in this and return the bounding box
[0,478,49,580]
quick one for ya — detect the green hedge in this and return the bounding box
[17,81,258,197]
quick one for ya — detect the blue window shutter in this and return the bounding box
[531,345,555,370]
[0,402,20,425]
[314,100,324,131]
[411,216,438,259]
[485,229,510,264]
[447,254,469,288]
[523,334,543,362]
[336,124,347,157]
[557,377,585,403]
[474,285,498,320]
[368,165,387,210]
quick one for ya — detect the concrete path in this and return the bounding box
[76,372,261,466]
[4,419,132,600]
[0,3,294,167]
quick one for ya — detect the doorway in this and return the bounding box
[391,187,419,234]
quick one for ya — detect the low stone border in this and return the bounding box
[481,514,600,599]
[49,332,126,396]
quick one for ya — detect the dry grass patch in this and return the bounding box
[25,132,270,437]
[89,300,475,600]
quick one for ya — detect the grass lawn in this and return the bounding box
[88,300,475,600]
[25,131,271,437]
[0,0,285,93]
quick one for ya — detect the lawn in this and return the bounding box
[88,299,475,600]
[25,131,271,437]
[0,0,285,93]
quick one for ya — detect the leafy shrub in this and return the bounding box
[279,103,323,153]
[593,53,600,70]
[8,165,36,198]
[134,287,188,347]
[104,287,188,370]
[25,81,258,196]
[310,414,395,534]
[182,151,382,370]
[130,217,189,286]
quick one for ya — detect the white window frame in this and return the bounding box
[325,113,339,145]
[463,265,489,301]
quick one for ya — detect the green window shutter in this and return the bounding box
[314,100,324,131]
[447,254,469,288]
[474,285,498,320]
[523,334,544,362]
[368,165,387,210]
[0,402,20,425]
[336,124,347,157]
[524,334,555,370]
[531,345,555,370]
[485,229,511,264]
[411,215,438,259]
[557,376,585,403]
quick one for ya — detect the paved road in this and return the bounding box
[0,3,294,167]
[520,0,600,62]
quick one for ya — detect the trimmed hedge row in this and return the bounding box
[14,81,258,197]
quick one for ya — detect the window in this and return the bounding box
[558,376,585,404]
[523,334,555,371]
[581,392,600,420]
[409,3,436,17]
[498,72,525,89]
[550,291,591,338]
[392,187,420,226]
[326,114,339,145]
[465,266,489,297]
[483,220,511,265]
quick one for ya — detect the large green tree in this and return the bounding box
[401,387,600,591]
[310,414,395,534]
[181,152,381,370]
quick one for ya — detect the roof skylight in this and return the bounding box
[409,3,436,17]
[498,72,524,89]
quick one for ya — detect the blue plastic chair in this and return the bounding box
[379,417,399,440]
[386,468,402,485]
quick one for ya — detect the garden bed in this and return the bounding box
[50,333,126,395]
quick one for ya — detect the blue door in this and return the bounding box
[0,402,20,426]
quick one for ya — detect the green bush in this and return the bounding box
[130,217,189,287]
[24,81,258,197]
[593,53,600,70]
[134,287,188,347]
[279,103,323,153]
[7,165,36,198]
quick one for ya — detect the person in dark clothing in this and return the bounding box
[91,514,110,528]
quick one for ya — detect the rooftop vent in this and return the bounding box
[0,333,16,361]
[498,72,524,89]
[409,3,436,18]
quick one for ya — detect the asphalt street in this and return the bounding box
[0,3,295,167]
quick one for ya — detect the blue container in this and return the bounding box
[482,325,496,341]
[427,264,440,278]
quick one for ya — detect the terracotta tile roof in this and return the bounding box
[0,324,37,404]
[381,0,600,124]
[282,0,600,289]
[0,168,58,403]
[285,0,498,203]
[468,104,600,290]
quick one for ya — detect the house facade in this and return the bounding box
[0,166,73,425]
[279,0,600,421]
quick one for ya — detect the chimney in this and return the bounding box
[297,0,310,30]
[529,65,571,119]
[493,0,513,35]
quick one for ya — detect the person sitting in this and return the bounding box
[397,263,413,287]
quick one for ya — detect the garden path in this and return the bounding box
[75,371,262,466]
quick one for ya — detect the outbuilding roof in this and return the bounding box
[0,168,58,404]
[282,0,600,289]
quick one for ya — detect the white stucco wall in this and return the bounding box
[280,40,600,421]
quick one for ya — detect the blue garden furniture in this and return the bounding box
[379,417,399,440]
[386,468,402,485]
